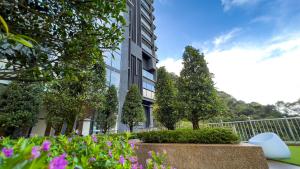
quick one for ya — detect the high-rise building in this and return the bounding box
[96,0,157,132]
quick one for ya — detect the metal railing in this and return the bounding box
[206,117,300,144]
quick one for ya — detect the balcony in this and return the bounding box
[142,42,153,56]
[143,69,154,81]
[142,29,152,42]
[141,7,151,21]
[143,89,155,100]
[141,17,152,31]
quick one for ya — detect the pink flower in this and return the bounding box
[129,141,135,149]
[139,164,144,169]
[106,141,112,147]
[147,151,152,157]
[108,150,113,157]
[131,163,138,169]
[49,154,68,169]
[119,155,125,165]
[41,140,51,151]
[89,157,96,162]
[2,147,13,158]
[92,135,98,143]
[129,156,137,163]
[31,146,40,159]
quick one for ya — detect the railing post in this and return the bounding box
[284,116,296,142]
[248,117,256,136]
[220,120,223,127]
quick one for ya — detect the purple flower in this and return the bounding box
[147,151,152,157]
[129,156,137,163]
[2,147,13,158]
[89,157,96,162]
[119,155,125,165]
[129,141,135,149]
[131,163,138,169]
[146,158,152,165]
[92,135,98,143]
[139,164,143,169]
[106,141,112,147]
[41,140,51,151]
[160,165,166,169]
[108,150,113,158]
[31,146,41,159]
[49,154,68,169]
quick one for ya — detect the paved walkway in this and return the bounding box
[268,160,300,169]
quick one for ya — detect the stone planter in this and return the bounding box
[135,143,268,169]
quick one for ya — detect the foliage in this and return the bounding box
[136,128,240,144]
[209,91,284,122]
[96,85,119,134]
[0,0,126,81]
[0,134,173,169]
[0,82,42,137]
[178,46,224,129]
[122,85,145,132]
[44,62,106,135]
[154,67,180,130]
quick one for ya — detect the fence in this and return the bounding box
[206,117,300,144]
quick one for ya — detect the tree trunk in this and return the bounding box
[129,126,133,132]
[192,120,199,130]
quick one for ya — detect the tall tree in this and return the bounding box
[178,46,222,129]
[121,85,145,132]
[154,67,180,130]
[0,82,42,137]
[0,0,126,81]
[96,85,118,134]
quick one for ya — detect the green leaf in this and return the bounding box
[0,15,9,34]
[9,35,33,48]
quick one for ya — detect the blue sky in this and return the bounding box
[154,0,300,104]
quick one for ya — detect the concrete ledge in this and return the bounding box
[135,143,268,169]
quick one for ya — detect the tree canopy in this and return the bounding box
[178,46,223,129]
[0,0,126,81]
[96,85,119,133]
[122,85,145,132]
[0,82,42,137]
[154,67,180,130]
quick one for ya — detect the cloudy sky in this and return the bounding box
[154,0,300,105]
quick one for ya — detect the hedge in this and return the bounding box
[136,127,240,144]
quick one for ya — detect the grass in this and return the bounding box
[275,146,300,166]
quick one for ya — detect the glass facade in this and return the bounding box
[106,68,120,89]
[141,7,151,20]
[142,42,152,55]
[143,81,155,91]
[143,69,154,81]
[143,89,155,100]
[141,17,151,30]
[142,29,152,42]
[104,50,121,70]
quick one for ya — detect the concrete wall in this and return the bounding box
[135,143,268,169]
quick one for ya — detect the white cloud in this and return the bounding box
[221,0,261,11]
[157,58,183,76]
[158,33,300,105]
[213,28,241,47]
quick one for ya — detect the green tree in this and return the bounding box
[0,0,126,81]
[121,85,145,132]
[178,46,222,129]
[154,67,180,130]
[44,61,106,135]
[96,85,118,134]
[0,82,42,137]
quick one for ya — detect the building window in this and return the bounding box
[143,69,154,81]
[106,68,120,89]
[143,81,155,92]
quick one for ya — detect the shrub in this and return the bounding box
[0,134,174,169]
[136,127,240,144]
